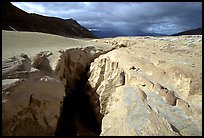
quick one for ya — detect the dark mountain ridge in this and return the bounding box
[92,30,167,38]
[171,27,202,36]
[2,2,97,38]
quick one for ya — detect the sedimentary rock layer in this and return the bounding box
[2,53,65,136]
[2,46,112,136]
[87,35,202,136]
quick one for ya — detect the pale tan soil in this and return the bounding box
[2,30,112,60]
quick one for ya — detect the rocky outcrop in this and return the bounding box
[2,45,113,136]
[54,46,114,93]
[86,35,202,136]
[53,46,114,136]
[2,53,65,136]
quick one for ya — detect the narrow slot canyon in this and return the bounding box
[54,65,102,136]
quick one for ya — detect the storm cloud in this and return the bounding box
[11,2,202,35]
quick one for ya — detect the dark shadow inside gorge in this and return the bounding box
[54,66,101,136]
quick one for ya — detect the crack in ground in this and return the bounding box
[54,66,101,136]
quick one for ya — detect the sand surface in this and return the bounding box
[2,30,112,60]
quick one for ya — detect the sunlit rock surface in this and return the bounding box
[88,35,202,136]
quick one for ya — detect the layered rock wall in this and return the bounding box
[2,46,112,136]
[86,35,202,136]
[2,53,65,136]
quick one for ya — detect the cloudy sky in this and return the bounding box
[11,2,202,35]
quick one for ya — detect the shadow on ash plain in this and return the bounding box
[54,56,105,136]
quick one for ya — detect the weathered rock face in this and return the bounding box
[2,45,113,136]
[54,46,112,94]
[53,46,114,136]
[2,53,65,136]
[87,35,202,136]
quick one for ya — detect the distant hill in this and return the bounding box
[92,30,167,38]
[171,27,202,36]
[2,2,97,38]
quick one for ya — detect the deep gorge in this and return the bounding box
[54,65,101,136]
[53,47,112,136]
